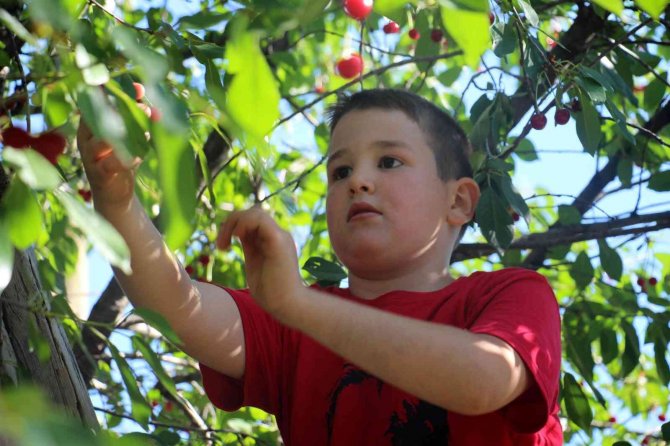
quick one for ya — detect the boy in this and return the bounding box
[77,89,562,445]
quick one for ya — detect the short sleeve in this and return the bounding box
[467,269,561,433]
[199,288,286,415]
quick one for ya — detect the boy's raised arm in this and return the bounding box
[76,120,246,380]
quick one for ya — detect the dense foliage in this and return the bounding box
[0,0,669,444]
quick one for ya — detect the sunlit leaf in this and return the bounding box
[563,372,593,432]
[54,189,131,274]
[441,6,490,67]
[131,308,183,348]
[1,178,47,249]
[2,148,62,190]
[0,219,14,295]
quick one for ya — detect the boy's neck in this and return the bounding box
[347,269,455,300]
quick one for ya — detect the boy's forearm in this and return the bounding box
[281,288,529,415]
[94,195,196,322]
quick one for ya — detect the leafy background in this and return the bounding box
[0,0,669,445]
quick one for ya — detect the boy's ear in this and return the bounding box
[446,178,480,226]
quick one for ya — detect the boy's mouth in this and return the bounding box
[347,202,382,221]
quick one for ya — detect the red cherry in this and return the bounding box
[164,400,173,412]
[530,113,547,130]
[149,106,162,122]
[649,277,658,286]
[336,53,363,79]
[343,0,373,20]
[637,277,646,287]
[555,108,570,125]
[78,189,92,202]
[32,130,66,165]
[608,416,616,423]
[185,265,194,275]
[489,12,495,24]
[642,436,650,445]
[132,82,145,102]
[150,400,158,408]
[546,37,557,49]
[315,85,326,94]
[512,212,520,222]
[659,414,667,421]
[408,28,420,40]
[1,126,31,148]
[430,29,443,43]
[633,84,646,93]
[199,254,210,266]
[383,21,399,34]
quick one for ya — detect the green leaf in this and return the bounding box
[178,10,229,29]
[620,321,640,378]
[558,205,581,225]
[27,317,51,363]
[577,78,607,103]
[617,156,633,187]
[494,174,529,218]
[297,0,329,24]
[654,339,670,385]
[599,327,618,365]
[113,27,168,83]
[0,8,38,47]
[0,219,15,295]
[1,178,46,249]
[563,372,593,432]
[605,100,635,145]
[649,170,670,191]
[575,93,602,155]
[635,0,670,19]
[517,0,538,26]
[54,189,131,274]
[515,139,538,161]
[441,6,490,67]
[374,0,410,23]
[154,125,196,251]
[225,29,280,140]
[74,44,109,86]
[107,342,151,429]
[475,186,514,248]
[78,86,133,165]
[131,336,178,397]
[303,257,347,286]
[662,421,670,441]
[570,252,594,289]
[644,75,667,110]
[131,308,183,348]
[493,23,517,57]
[591,0,623,15]
[2,148,62,190]
[598,239,623,281]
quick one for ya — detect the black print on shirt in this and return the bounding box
[326,363,449,445]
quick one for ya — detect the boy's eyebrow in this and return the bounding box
[327,140,411,166]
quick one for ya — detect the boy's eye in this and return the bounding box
[379,157,402,169]
[331,166,352,181]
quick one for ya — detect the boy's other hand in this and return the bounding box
[217,207,304,319]
[76,114,144,209]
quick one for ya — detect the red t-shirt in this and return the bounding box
[200,267,563,445]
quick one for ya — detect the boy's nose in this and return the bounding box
[348,171,375,195]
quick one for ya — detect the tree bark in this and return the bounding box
[0,159,97,427]
[0,247,98,428]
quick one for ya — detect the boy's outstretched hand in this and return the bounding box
[76,121,141,208]
[217,207,305,320]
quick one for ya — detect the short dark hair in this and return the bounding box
[326,88,473,182]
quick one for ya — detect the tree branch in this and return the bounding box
[453,210,670,262]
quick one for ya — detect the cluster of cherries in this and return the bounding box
[1,126,66,165]
[184,254,211,279]
[636,275,659,293]
[529,99,580,130]
[334,0,452,80]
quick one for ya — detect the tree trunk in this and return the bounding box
[0,160,97,428]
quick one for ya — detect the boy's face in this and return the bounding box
[326,109,456,278]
